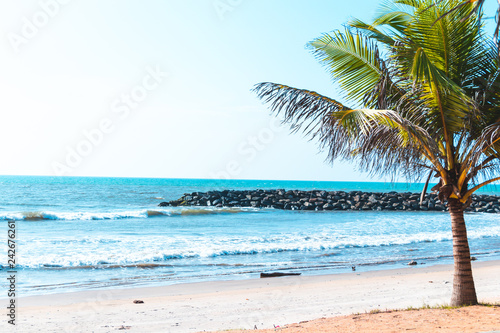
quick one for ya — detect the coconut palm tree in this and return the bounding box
[254,0,500,306]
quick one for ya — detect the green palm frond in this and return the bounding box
[428,0,500,44]
[349,6,412,44]
[349,18,396,46]
[373,10,413,32]
[397,3,465,88]
[394,0,424,8]
[308,29,384,106]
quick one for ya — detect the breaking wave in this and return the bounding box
[9,225,500,269]
[0,207,250,221]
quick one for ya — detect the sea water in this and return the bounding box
[0,175,499,297]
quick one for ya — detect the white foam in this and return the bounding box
[11,226,500,269]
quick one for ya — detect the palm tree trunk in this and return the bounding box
[448,198,478,306]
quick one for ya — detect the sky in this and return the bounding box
[0,0,498,182]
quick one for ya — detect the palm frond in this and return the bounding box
[349,18,396,45]
[428,0,500,44]
[333,108,446,174]
[394,0,424,8]
[373,10,414,32]
[252,82,351,139]
[253,82,446,180]
[308,29,384,106]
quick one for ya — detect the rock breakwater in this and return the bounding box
[159,189,500,213]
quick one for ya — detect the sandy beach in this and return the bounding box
[216,305,500,332]
[3,260,498,332]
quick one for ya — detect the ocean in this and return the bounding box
[1,175,500,297]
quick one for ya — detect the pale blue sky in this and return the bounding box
[0,1,497,181]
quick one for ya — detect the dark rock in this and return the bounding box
[323,203,334,210]
[160,189,500,214]
[261,199,273,206]
[301,202,314,210]
[435,204,445,211]
[260,272,301,278]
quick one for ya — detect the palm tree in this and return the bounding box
[254,0,500,306]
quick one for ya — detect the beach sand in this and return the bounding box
[215,305,500,332]
[5,261,499,332]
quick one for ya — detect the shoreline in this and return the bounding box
[9,260,500,332]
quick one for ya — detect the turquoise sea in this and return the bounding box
[1,175,500,297]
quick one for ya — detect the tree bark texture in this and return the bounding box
[448,198,478,306]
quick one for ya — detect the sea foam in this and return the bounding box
[0,207,249,221]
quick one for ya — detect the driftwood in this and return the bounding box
[260,272,301,278]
